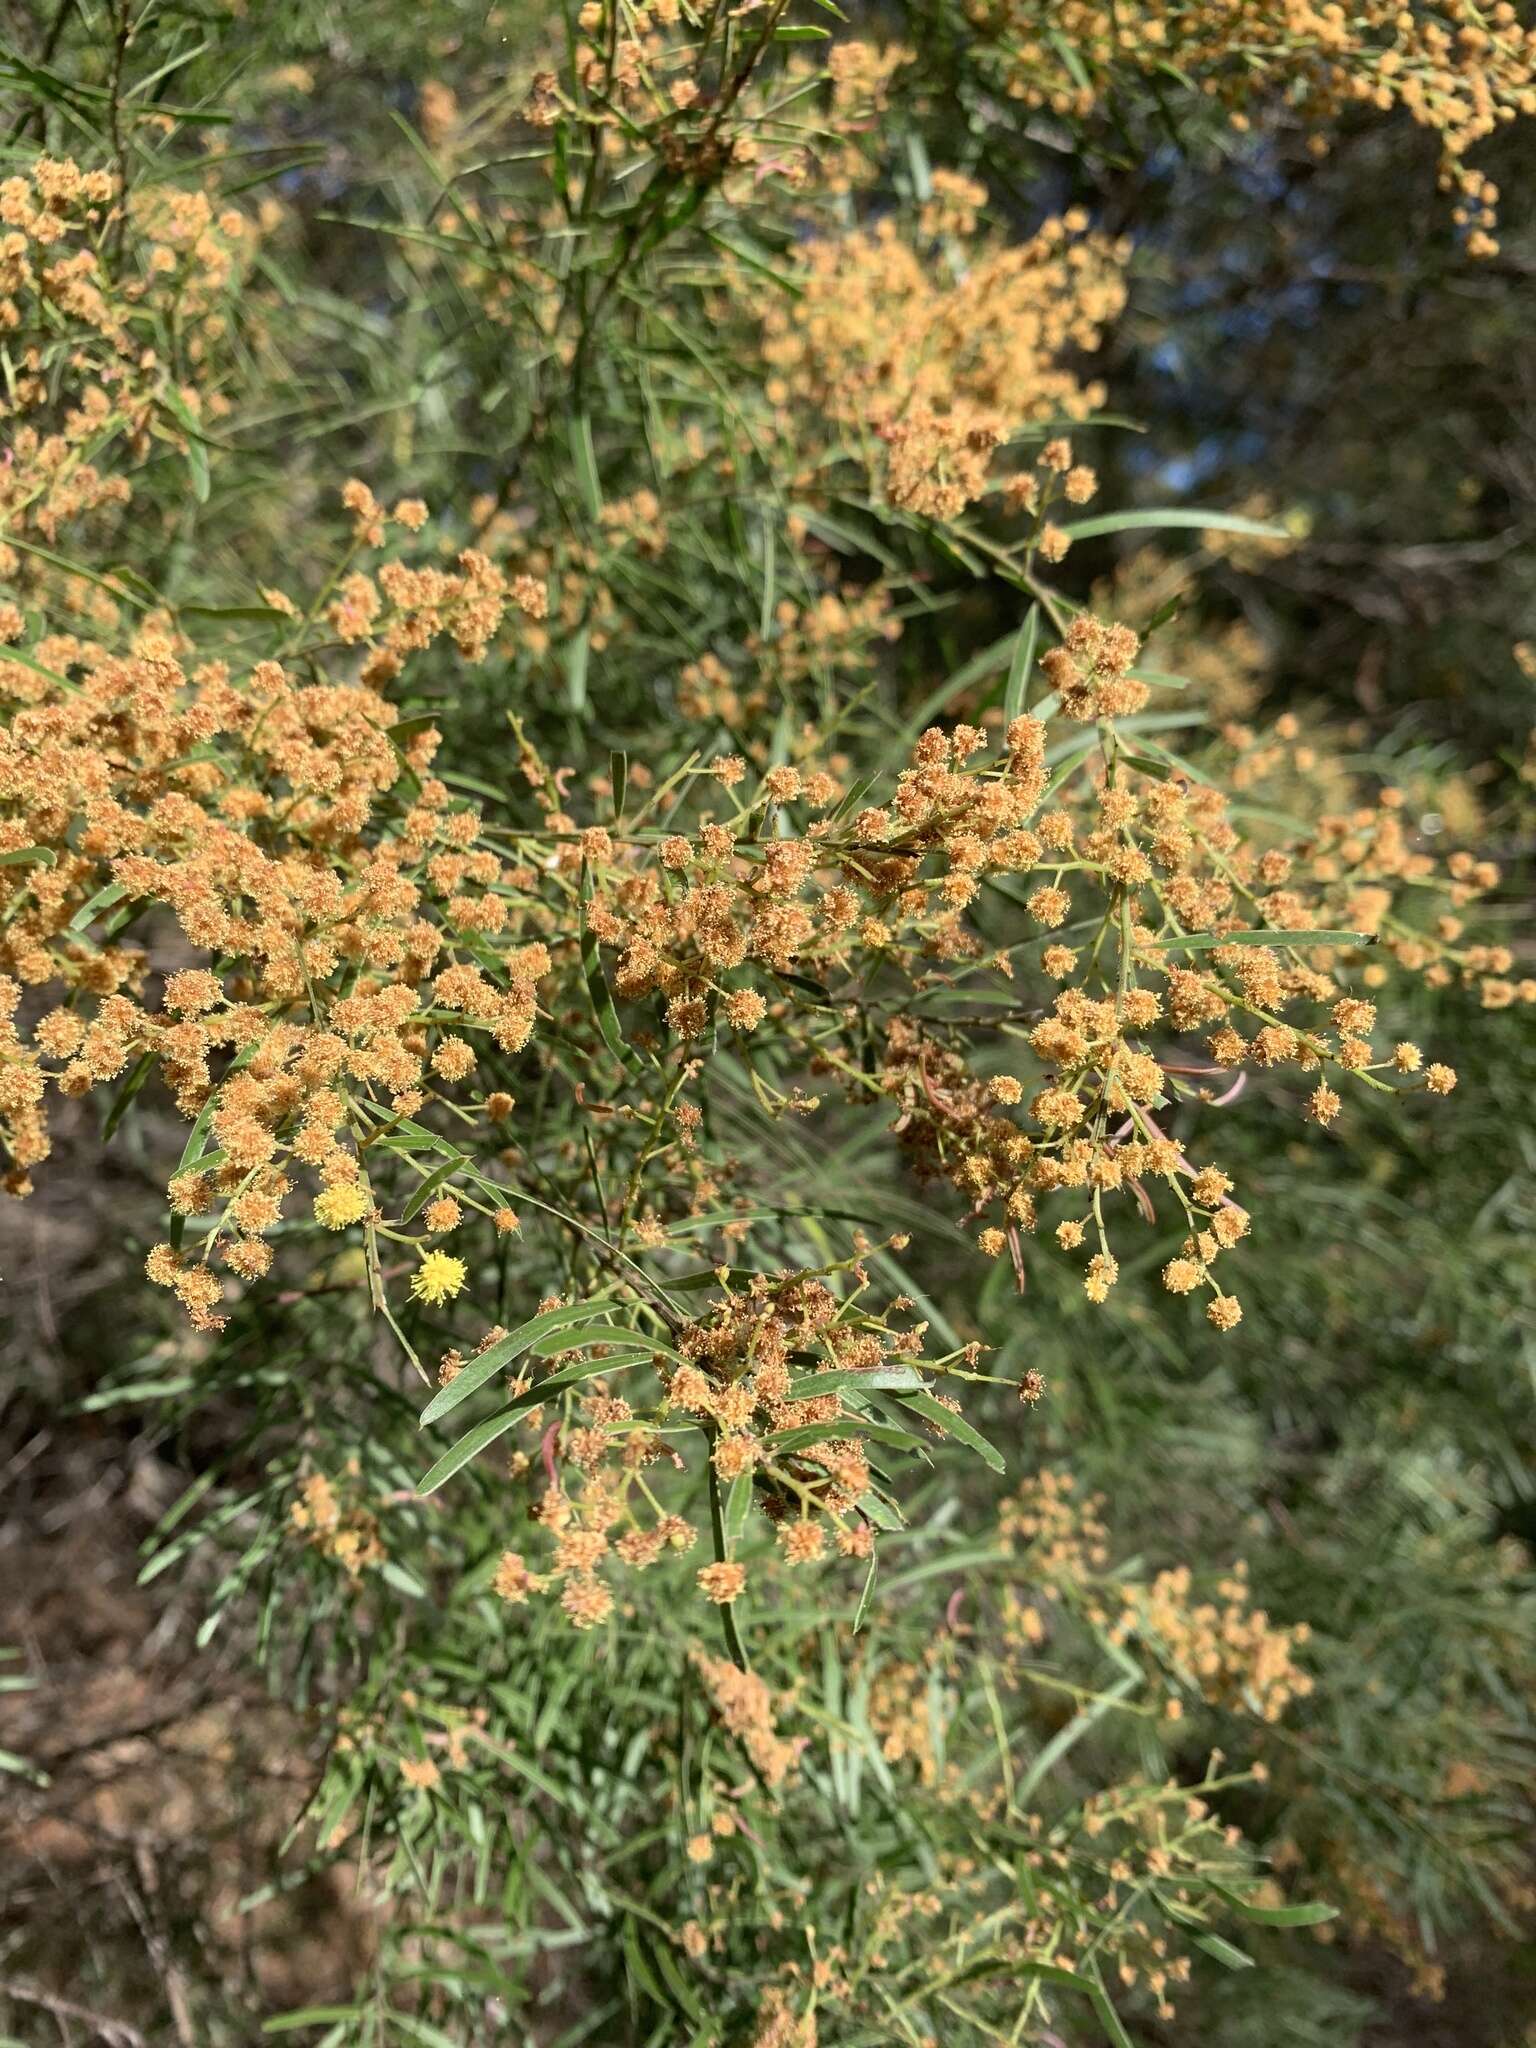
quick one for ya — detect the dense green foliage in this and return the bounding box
[0,5,1532,2045]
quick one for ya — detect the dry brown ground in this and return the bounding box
[0,1119,376,2046]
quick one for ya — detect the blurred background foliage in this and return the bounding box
[0,3,1533,2045]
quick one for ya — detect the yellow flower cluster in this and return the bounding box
[1000,1469,1313,1724]
[695,1471,1311,2028]
[0,494,548,1320]
[0,528,1506,1356]
[289,1468,386,1577]
[692,1648,801,1788]
[966,0,1536,252]
[0,117,1509,1634]
[760,211,1127,521]
[481,1263,937,1623]
[0,160,250,583]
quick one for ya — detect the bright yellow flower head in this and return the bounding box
[314,1183,371,1230]
[411,1250,468,1306]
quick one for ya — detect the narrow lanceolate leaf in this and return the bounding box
[828,772,877,823]
[160,389,211,501]
[852,1549,878,1634]
[418,1405,527,1495]
[102,1051,157,1140]
[419,1297,618,1425]
[707,1464,750,1672]
[890,1389,1006,1473]
[1148,927,1374,952]
[0,845,56,867]
[705,229,804,298]
[771,1417,933,1457]
[1128,667,1191,690]
[67,880,128,934]
[400,1151,463,1223]
[176,602,291,627]
[1059,506,1289,542]
[0,533,152,607]
[1191,1932,1256,1970]
[1,644,83,696]
[173,1040,259,1179]
[724,1470,753,1549]
[418,1348,652,1497]
[855,1490,905,1533]
[523,1321,632,1358]
[785,1364,926,1400]
[579,859,645,1073]
[1209,1884,1339,1928]
[1003,604,1039,725]
[564,621,590,714]
[528,1348,653,1393]
[571,411,601,519]
[262,2006,368,2032]
[979,1963,1134,2048]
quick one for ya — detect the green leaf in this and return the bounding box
[622,1921,666,2006]
[525,1321,635,1357]
[898,628,1018,747]
[417,1404,528,1496]
[852,1548,878,1633]
[648,1933,705,2021]
[0,644,82,696]
[0,846,55,867]
[785,1364,926,1399]
[771,1417,932,1457]
[564,622,590,714]
[262,2010,366,2034]
[1003,604,1040,725]
[1148,928,1373,952]
[418,1350,654,1493]
[855,1490,905,1533]
[419,1298,617,1425]
[705,230,803,298]
[724,1470,753,1549]
[78,1376,195,1410]
[1012,1964,1135,2048]
[580,860,646,1074]
[0,534,151,609]
[1210,1884,1339,1928]
[571,412,601,520]
[707,1465,751,1670]
[0,52,109,116]
[176,602,289,625]
[1060,507,1288,543]
[102,1050,157,1140]
[400,1152,463,1223]
[0,1746,48,1785]
[1045,28,1093,94]
[1017,1673,1141,1804]
[161,389,210,502]
[1192,1932,1255,1970]
[890,1389,1005,1473]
